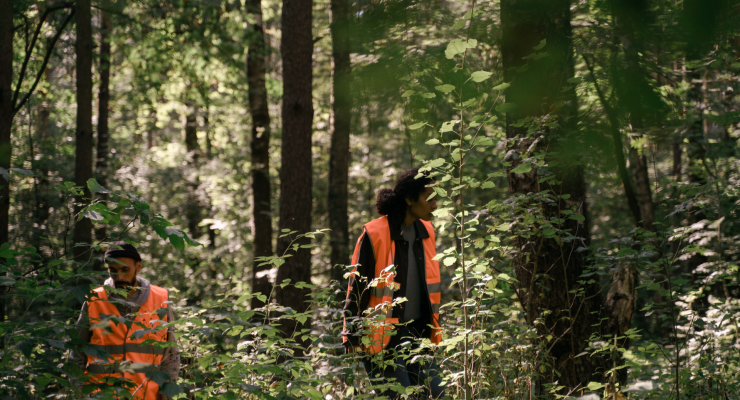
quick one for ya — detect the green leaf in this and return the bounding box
[451,19,466,29]
[533,38,547,51]
[87,178,110,194]
[567,76,583,84]
[433,187,447,198]
[435,84,456,94]
[440,120,457,133]
[481,181,495,189]
[9,168,33,176]
[470,71,493,82]
[496,102,518,113]
[83,209,105,221]
[492,82,511,91]
[511,163,532,174]
[426,158,445,169]
[425,139,440,145]
[495,224,511,231]
[401,90,415,98]
[160,383,183,398]
[420,92,436,98]
[0,167,9,181]
[445,39,476,59]
[586,382,604,391]
[409,122,427,130]
[443,257,457,266]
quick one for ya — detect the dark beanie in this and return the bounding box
[104,241,142,262]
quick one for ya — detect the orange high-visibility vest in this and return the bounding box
[86,284,170,400]
[344,216,442,354]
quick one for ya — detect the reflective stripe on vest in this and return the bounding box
[343,216,442,354]
[86,284,170,400]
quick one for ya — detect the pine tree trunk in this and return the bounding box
[246,0,274,311]
[95,10,111,241]
[274,0,313,356]
[500,0,606,394]
[328,0,352,283]
[0,0,13,323]
[74,0,94,260]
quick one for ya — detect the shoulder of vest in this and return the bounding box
[149,284,169,299]
[421,220,436,240]
[364,216,388,230]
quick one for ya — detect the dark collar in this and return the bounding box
[389,218,431,241]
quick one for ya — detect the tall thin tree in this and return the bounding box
[95,10,111,241]
[74,0,94,259]
[501,0,606,393]
[246,0,274,311]
[0,0,13,323]
[274,0,313,354]
[328,0,352,283]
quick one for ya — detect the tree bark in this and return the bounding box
[95,10,111,241]
[501,0,606,394]
[246,0,274,311]
[328,0,352,283]
[274,0,313,356]
[0,0,13,323]
[184,102,202,239]
[74,0,94,260]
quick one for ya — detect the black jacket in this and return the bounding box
[342,218,434,348]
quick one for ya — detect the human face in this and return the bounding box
[107,257,141,289]
[405,186,438,223]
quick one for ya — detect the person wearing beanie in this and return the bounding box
[70,241,180,400]
[341,168,445,399]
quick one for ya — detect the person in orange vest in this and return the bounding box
[71,242,180,400]
[342,167,445,399]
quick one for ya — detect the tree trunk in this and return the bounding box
[246,0,274,311]
[0,0,13,323]
[328,0,352,283]
[33,66,52,251]
[95,10,111,241]
[184,102,202,239]
[500,0,606,394]
[274,0,313,356]
[74,0,94,260]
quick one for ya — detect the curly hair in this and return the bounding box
[375,167,433,233]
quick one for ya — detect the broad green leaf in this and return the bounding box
[481,181,495,189]
[451,19,466,29]
[492,82,511,91]
[435,84,456,93]
[470,71,492,82]
[87,178,110,194]
[586,382,604,391]
[443,257,457,266]
[427,158,445,169]
[433,187,447,198]
[440,120,457,133]
[421,92,436,98]
[496,102,518,113]
[495,223,511,231]
[511,163,532,174]
[409,122,426,130]
[533,38,547,51]
[9,168,32,176]
[445,39,476,59]
[83,210,105,221]
[567,76,583,84]
[425,139,440,145]
[401,90,415,98]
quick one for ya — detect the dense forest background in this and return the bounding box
[2,0,740,398]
